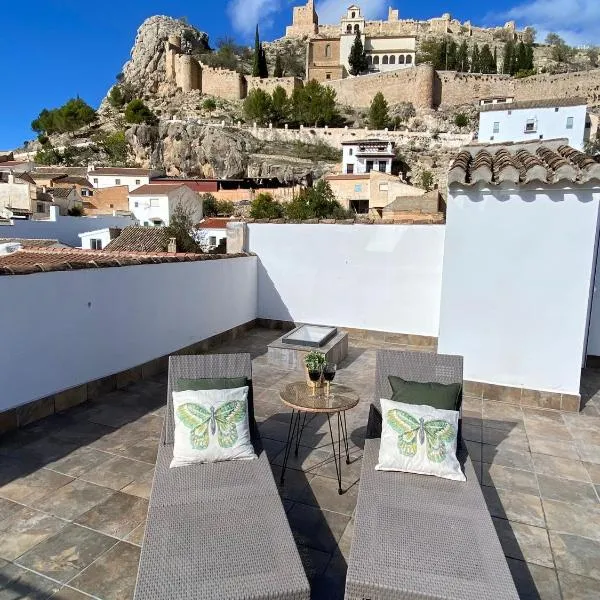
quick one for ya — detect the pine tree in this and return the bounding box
[503,41,514,75]
[470,43,480,73]
[369,92,389,129]
[515,42,528,74]
[492,47,498,74]
[526,44,535,70]
[259,44,269,78]
[273,53,284,77]
[456,41,469,72]
[348,31,368,75]
[252,25,261,77]
[479,44,495,73]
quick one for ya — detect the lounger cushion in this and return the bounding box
[388,375,462,410]
[175,376,249,392]
[171,387,257,467]
[376,398,465,482]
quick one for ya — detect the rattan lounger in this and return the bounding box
[134,354,310,600]
[344,350,519,600]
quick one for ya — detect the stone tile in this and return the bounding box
[584,462,600,484]
[521,390,562,411]
[298,474,359,516]
[54,386,87,413]
[295,544,331,579]
[82,399,145,429]
[270,465,314,501]
[527,437,580,461]
[481,425,528,449]
[482,385,522,405]
[461,423,482,442]
[271,445,332,474]
[286,503,350,554]
[0,507,66,561]
[0,467,72,505]
[492,517,554,568]
[16,523,117,584]
[314,452,363,485]
[260,438,286,461]
[561,394,581,412]
[557,570,600,600]
[44,447,111,479]
[525,419,574,442]
[69,541,140,600]
[482,444,534,470]
[550,531,600,581]
[2,437,77,467]
[542,499,600,540]
[506,558,561,600]
[36,480,116,521]
[0,559,61,599]
[51,421,115,446]
[465,441,482,462]
[124,522,146,547]
[0,410,17,435]
[532,453,591,482]
[50,588,92,600]
[80,456,154,491]
[76,492,148,539]
[575,442,600,466]
[463,380,483,398]
[537,474,599,508]
[0,498,24,523]
[16,397,55,428]
[482,487,545,528]
[121,467,154,500]
[482,463,539,495]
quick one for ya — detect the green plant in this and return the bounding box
[418,170,435,192]
[348,30,369,75]
[164,204,203,253]
[454,112,469,128]
[249,193,284,219]
[124,99,157,125]
[284,180,346,220]
[291,80,339,126]
[305,351,326,371]
[369,92,389,130]
[273,53,284,77]
[252,25,268,78]
[244,89,272,124]
[32,98,97,135]
[271,86,290,125]
[67,206,83,216]
[202,98,217,113]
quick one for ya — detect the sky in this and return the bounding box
[2,0,599,150]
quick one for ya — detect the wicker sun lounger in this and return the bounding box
[134,353,310,600]
[345,350,519,600]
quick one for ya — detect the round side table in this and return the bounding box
[279,381,360,495]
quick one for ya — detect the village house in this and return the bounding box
[82,185,130,216]
[87,166,162,192]
[78,227,122,250]
[478,97,590,150]
[129,184,203,227]
[342,139,395,175]
[46,187,82,215]
[195,217,232,251]
[0,172,52,220]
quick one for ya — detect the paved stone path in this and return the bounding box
[0,327,599,599]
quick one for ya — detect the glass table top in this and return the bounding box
[281,325,338,348]
[280,382,360,413]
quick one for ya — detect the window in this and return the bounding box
[379,183,389,191]
[524,118,537,133]
[326,73,331,80]
[366,160,374,173]
[382,55,389,65]
[135,179,141,185]
[349,148,353,156]
[566,116,574,129]
[347,24,352,33]
[555,107,559,112]
[508,110,512,115]
[144,221,149,226]
[36,202,45,213]
[115,179,121,185]
[347,164,354,174]
[93,178,98,184]
[109,204,114,208]
[209,236,217,246]
[90,239,102,250]
[493,121,500,133]
[389,55,396,65]
[398,55,405,64]
[354,24,360,33]
[350,200,369,214]
[373,56,380,65]
[325,44,331,58]
[352,11,356,18]
[406,55,412,64]
[354,184,362,192]
[149,198,160,207]
[379,161,387,173]
[134,201,139,208]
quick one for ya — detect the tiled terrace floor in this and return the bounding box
[1,327,600,599]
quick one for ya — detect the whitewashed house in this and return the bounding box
[129,184,203,227]
[478,97,589,150]
[87,166,162,192]
[195,218,231,251]
[440,139,600,401]
[78,227,122,250]
[342,139,395,175]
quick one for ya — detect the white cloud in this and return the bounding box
[227,0,283,37]
[490,0,600,46]
[316,0,388,25]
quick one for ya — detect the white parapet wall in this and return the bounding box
[247,223,445,337]
[0,207,136,247]
[0,256,257,412]
[438,188,600,396]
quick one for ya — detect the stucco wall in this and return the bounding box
[0,210,136,247]
[247,223,445,336]
[438,187,600,395]
[0,256,258,411]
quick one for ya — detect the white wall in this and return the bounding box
[0,209,135,247]
[584,239,600,356]
[478,104,587,149]
[438,187,600,395]
[129,187,202,227]
[248,224,445,336]
[0,256,257,411]
[79,229,114,250]
[89,174,150,192]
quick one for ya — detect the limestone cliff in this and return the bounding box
[125,123,335,182]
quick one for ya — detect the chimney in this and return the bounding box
[167,237,177,253]
[87,164,95,173]
[7,173,14,184]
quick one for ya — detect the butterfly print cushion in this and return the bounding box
[376,398,465,482]
[170,386,257,467]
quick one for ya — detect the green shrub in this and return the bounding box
[250,193,284,219]
[454,112,469,128]
[124,99,157,125]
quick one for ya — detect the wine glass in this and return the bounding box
[308,368,322,396]
[323,363,337,397]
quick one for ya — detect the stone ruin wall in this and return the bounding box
[513,70,600,107]
[435,72,516,107]
[246,76,304,97]
[200,65,246,101]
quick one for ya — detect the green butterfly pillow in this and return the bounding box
[170,386,257,467]
[376,398,465,482]
[388,376,462,412]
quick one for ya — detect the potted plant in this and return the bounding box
[305,351,326,390]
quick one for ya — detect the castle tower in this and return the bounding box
[388,7,399,21]
[286,0,319,37]
[414,63,435,109]
[176,54,201,92]
[165,35,182,82]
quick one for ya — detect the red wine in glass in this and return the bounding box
[323,364,336,396]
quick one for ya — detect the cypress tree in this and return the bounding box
[456,40,469,72]
[471,43,480,73]
[479,44,494,73]
[492,47,498,74]
[369,92,389,129]
[259,44,269,78]
[273,53,284,77]
[447,40,458,71]
[526,44,535,70]
[348,31,368,75]
[515,41,528,74]
[252,25,261,77]
[502,41,513,74]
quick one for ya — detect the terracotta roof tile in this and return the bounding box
[89,168,153,177]
[104,226,171,252]
[0,238,67,249]
[479,97,587,112]
[448,140,600,187]
[129,184,189,196]
[197,218,235,229]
